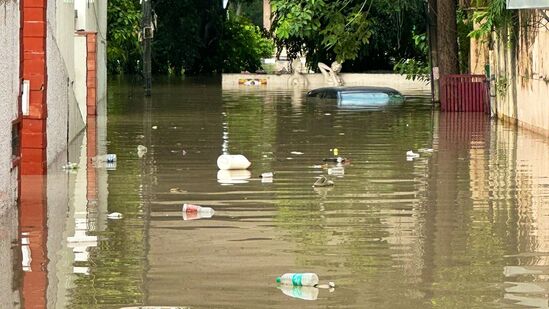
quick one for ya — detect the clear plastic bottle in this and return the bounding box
[276,273,319,286]
[182,204,215,220]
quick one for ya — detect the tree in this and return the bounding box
[270,0,427,72]
[107,0,142,74]
[436,0,459,76]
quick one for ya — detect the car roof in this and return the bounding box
[308,86,401,96]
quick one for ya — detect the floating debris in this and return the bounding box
[322,157,348,164]
[107,212,123,219]
[277,273,319,287]
[406,150,420,158]
[182,204,215,221]
[169,187,186,193]
[328,166,345,176]
[313,176,334,187]
[418,148,434,153]
[137,145,147,158]
[217,154,251,170]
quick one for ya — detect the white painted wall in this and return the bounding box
[0,0,21,216]
[74,35,87,123]
[74,0,108,122]
[47,0,86,164]
[0,1,20,305]
[94,0,108,105]
[222,73,432,95]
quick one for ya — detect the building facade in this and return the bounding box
[471,8,549,137]
[0,1,106,306]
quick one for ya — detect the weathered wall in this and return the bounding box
[94,0,108,107]
[0,1,19,292]
[222,73,431,94]
[0,205,20,308]
[491,10,549,136]
[47,0,85,164]
[74,0,107,124]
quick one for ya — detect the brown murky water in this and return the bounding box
[10,77,549,308]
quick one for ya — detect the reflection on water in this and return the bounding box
[5,77,549,308]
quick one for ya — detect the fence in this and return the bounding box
[440,75,489,112]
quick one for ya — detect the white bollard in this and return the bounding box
[217,154,251,170]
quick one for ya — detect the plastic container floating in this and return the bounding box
[276,273,319,287]
[217,154,251,170]
[406,150,420,158]
[313,176,334,187]
[182,204,215,221]
[106,154,117,162]
[107,212,123,219]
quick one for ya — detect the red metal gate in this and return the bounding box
[440,74,488,112]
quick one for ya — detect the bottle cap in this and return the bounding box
[276,277,281,283]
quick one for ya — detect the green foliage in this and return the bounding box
[469,0,514,39]
[393,33,430,82]
[151,0,271,75]
[220,16,274,73]
[152,0,225,75]
[457,8,473,73]
[271,0,373,64]
[271,0,427,72]
[107,0,141,74]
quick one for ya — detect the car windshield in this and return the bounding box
[339,92,390,106]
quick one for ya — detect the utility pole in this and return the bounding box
[142,0,152,96]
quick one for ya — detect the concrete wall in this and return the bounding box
[94,0,108,106]
[490,10,549,136]
[0,205,20,308]
[0,2,20,294]
[47,0,87,164]
[0,0,20,214]
[222,73,431,95]
[74,0,107,122]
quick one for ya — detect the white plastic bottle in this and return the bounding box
[217,154,251,170]
[276,273,319,287]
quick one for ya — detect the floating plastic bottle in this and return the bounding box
[217,154,251,170]
[182,204,215,221]
[276,273,319,287]
[106,154,117,162]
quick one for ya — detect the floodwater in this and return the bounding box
[7,77,549,308]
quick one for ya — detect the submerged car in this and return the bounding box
[306,86,405,108]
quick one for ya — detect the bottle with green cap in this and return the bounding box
[276,273,319,287]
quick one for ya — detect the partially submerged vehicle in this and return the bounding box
[306,86,405,108]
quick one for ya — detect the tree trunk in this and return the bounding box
[436,0,459,77]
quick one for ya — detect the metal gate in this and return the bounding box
[440,74,489,112]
